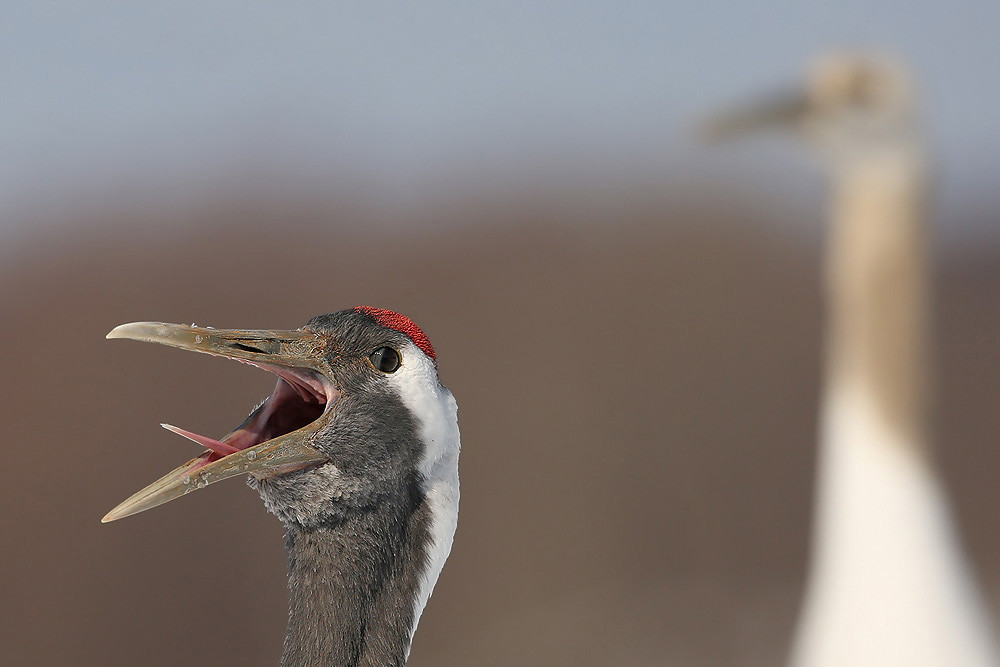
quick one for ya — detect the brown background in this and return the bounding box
[3,185,999,666]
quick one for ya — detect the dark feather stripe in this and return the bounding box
[281,482,433,667]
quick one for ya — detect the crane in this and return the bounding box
[103,306,460,667]
[706,53,999,666]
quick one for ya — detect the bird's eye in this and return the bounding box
[370,347,401,373]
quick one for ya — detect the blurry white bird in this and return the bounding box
[705,54,999,667]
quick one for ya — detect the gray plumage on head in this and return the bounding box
[250,310,429,529]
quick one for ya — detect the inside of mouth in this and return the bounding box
[168,361,331,473]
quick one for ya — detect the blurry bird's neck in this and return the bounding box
[791,149,1000,665]
[280,487,433,667]
[825,152,930,450]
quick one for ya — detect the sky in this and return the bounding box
[3,1,999,242]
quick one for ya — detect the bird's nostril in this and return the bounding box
[230,342,265,354]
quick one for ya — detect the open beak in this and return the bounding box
[102,322,334,523]
[698,89,809,142]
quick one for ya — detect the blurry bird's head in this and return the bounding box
[702,52,920,164]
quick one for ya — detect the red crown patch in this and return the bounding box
[355,306,437,363]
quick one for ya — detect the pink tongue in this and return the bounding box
[161,423,240,456]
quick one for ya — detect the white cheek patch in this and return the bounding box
[386,342,461,648]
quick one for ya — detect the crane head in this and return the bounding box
[102,307,456,529]
[701,52,920,162]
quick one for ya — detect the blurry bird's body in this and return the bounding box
[707,54,999,666]
[796,141,997,667]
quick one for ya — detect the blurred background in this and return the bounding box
[3,2,1000,666]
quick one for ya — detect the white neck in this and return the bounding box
[387,344,461,653]
[790,154,999,667]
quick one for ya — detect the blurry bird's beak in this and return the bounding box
[698,89,809,142]
[102,322,334,523]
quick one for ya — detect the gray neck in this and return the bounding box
[824,149,930,450]
[281,485,432,667]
